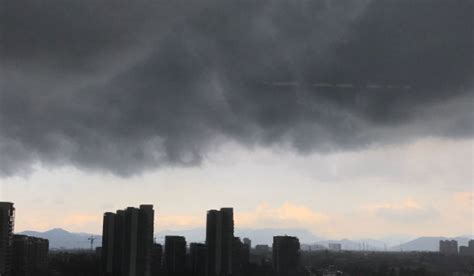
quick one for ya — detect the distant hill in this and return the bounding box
[19,227,323,249]
[19,228,473,252]
[392,236,473,252]
[19,228,101,250]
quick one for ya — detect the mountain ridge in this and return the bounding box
[18,228,473,251]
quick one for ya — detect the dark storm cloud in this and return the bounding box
[1,0,473,176]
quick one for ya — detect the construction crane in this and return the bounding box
[88,236,96,251]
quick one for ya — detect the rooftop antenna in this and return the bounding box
[88,236,96,251]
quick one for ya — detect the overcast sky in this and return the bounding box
[1,0,473,238]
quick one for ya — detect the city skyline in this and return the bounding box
[1,0,473,241]
[3,200,473,276]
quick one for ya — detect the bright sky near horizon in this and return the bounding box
[2,137,472,239]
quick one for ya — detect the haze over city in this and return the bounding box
[1,0,473,242]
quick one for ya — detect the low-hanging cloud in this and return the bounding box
[1,0,473,176]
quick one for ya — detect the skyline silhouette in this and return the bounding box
[0,0,473,274]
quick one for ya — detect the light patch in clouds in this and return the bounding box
[62,213,101,229]
[364,199,439,223]
[156,214,204,231]
[452,192,474,208]
[235,202,328,228]
[154,202,328,232]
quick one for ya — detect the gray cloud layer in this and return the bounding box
[1,0,473,176]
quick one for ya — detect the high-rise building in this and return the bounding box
[102,212,116,276]
[164,236,186,276]
[205,208,234,276]
[272,236,300,276]
[190,243,206,276]
[205,210,220,276]
[0,202,15,276]
[220,208,234,275]
[11,235,49,276]
[137,205,154,276]
[101,205,154,276]
[439,240,458,255]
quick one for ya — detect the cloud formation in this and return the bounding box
[1,0,473,176]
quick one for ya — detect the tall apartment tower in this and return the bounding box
[0,202,15,276]
[205,208,234,276]
[272,236,300,276]
[102,212,116,276]
[164,236,186,276]
[137,205,154,276]
[101,205,154,276]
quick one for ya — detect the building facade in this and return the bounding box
[150,243,163,276]
[439,240,458,255]
[0,202,15,276]
[11,235,49,276]
[205,208,234,276]
[164,236,186,276]
[231,237,250,276]
[190,243,206,276]
[272,236,300,276]
[459,239,474,256]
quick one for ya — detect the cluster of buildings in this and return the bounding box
[439,240,474,256]
[0,202,49,276]
[100,205,301,276]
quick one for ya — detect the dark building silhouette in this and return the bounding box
[151,243,163,275]
[232,237,250,276]
[255,245,270,255]
[243,238,251,249]
[190,243,206,276]
[102,212,115,276]
[460,240,474,256]
[11,235,48,276]
[0,202,15,276]
[164,236,186,276]
[439,240,458,255]
[272,236,300,276]
[137,205,154,276]
[206,208,234,276]
[101,205,154,276]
